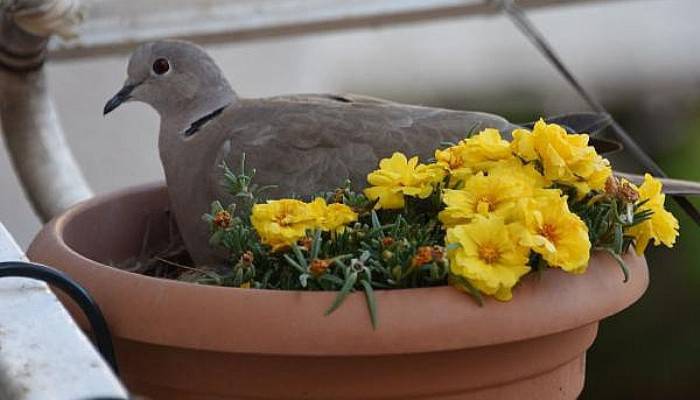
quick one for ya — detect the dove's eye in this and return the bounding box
[152,58,170,75]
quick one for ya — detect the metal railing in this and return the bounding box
[1,0,699,225]
[0,223,127,400]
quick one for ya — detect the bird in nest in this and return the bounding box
[103,40,680,266]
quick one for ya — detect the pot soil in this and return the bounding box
[28,183,649,400]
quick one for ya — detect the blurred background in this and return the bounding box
[1,0,698,397]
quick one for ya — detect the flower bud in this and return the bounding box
[297,237,313,251]
[391,265,402,281]
[605,176,639,203]
[382,250,394,261]
[310,258,331,277]
[411,246,434,268]
[431,245,446,262]
[240,251,254,267]
[213,210,232,229]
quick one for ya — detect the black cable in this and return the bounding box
[0,261,119,375]
[496,0,700,227]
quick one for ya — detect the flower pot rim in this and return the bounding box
[28,182,649,356]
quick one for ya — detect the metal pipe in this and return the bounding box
[0,0,91,222]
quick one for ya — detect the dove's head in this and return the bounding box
[104,40,236,127]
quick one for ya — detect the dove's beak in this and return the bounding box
[103,84,135,115]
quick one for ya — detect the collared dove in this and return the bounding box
[103,40,699,266]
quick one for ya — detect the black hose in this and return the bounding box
[0,261,119,375]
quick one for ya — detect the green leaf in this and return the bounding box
[451,274,484,306]
[359,250,371,263]
[311,230,322,260]
[360,279,379,330]
[319,274,345,286]
[598,247,630,283]
[330,254,353,264]
[292,244,308,270]
[325,271,358,316]
[299,273,309,288]
[239,152,247,176]
[613,224,624,254]
[446,242,461,252]
[261,269,274,287]
[371,210,383,235]
[210,200,224,213]
[633,198,650,210]
[209,230,224,246]
[283,254,306,274]
[257,184,278,194]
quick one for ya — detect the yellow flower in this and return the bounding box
[252,198,358,250]
[364,152,445,209]
[435,128,514,181]
[439,160,544,227]
[627,174,679,255]
[440,173,518,227]
[461,128,514,168]
[434,145,473,185]
[511,127,538,161]
[487,158,547,193]
[308,198,358,232]
[447,215,531,301]
[251,199,319,251]
[518,190,591,273]
[511,119,612,195]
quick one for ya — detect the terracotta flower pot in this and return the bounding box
[28,183,649,400]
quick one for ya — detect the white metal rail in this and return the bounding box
[49,0,614,60]
[0,223,128,400]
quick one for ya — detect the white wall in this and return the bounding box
[2,0,699,247]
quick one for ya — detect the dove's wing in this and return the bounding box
[208,96,514,200]
[265,93,397,106]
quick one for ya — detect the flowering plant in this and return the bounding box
[202,119,678,327]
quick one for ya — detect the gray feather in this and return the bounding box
[106,40,698,266]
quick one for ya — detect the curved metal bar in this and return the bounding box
[0,260,119,375]
[0,0,92,222]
